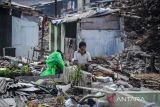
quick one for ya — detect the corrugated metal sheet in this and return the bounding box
[0,98,16,107]
[11,2,34,9]
[12,16,39,60]
[12,0,54,6]
[51,8,119,24]
[90,0,114,2]
[0,79,7,94]
[0,99,9,107]
[63,10,96,22]
[81,30,124,57]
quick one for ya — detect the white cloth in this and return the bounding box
[73,51,92,64]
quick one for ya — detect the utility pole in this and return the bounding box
[55,0,57,17]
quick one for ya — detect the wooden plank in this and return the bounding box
[97,65,129,81]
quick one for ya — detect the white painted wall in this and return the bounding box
[81,30,124,57]
[12,16,39,60]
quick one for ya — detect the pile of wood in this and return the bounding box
[130,73,160,90]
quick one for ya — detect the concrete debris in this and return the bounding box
[103,83,118,91]
[95,76,113,83]
[91,82,102,88]
[56,84,71,93]
[116,80,133,89]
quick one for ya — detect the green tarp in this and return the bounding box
[40,52,65,77]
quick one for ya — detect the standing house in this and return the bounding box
[50,8,124,58]
[0,0,65,59]
[80,10,124,57]
[0,3,39,60]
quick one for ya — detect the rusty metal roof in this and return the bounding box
[52,8,120,23]
[63,10,96,22]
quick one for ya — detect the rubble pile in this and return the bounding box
[0,77,69,107]
[0,77,29,107]
[120,51,147,74]
[91,53,144,75]
[116,0,160,54]
[91,49,160,90]
[130,73,160,90]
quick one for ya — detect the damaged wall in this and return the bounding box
[80,15,124,57]
[81,30,124,56]
[12,16,39,59]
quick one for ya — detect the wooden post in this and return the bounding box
[76,22,81,50]
[54,26,58,51]
[49,22,52,51]
[61,24,65,53]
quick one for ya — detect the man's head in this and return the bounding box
[79,41,86,54]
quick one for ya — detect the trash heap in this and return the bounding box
[90,48,160,90]
[0,77,70,107]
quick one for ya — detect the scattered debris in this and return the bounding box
[130,73,160,90]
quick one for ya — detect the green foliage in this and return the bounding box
[69,66,82,85]
[21,65,30,75]
[0,65,32,77]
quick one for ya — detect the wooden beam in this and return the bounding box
[121,14,141,19]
